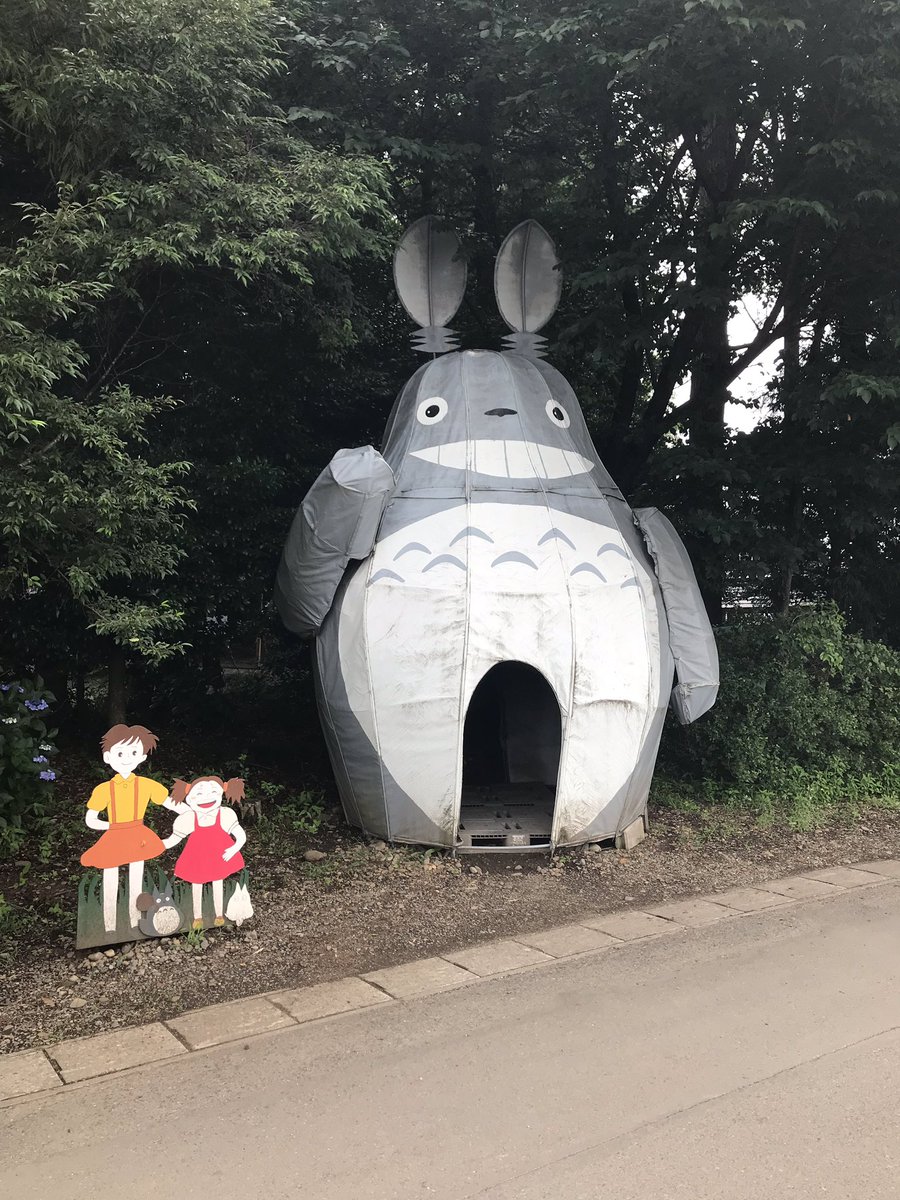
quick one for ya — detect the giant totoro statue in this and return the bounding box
[275,218,719,850]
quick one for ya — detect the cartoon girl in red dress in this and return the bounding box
[162,776,249,928]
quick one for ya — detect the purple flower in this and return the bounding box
[0,684,9,692]
[24,699,49,711]
[33,755,48,764]
[17,686,24,693]
[39,770,56,782]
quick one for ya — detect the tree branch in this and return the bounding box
[639,303,705,432]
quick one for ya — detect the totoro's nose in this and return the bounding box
[485,407,517,417]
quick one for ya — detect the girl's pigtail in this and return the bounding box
[224,777,245,804]
[171,779,190,805]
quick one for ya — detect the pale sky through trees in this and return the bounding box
[726,297,780,432]
[674,296,780,434]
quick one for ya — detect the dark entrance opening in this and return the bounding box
[458,662,561,851]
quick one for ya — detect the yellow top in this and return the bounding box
[86,775,168,824]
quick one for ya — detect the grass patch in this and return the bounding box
[652,770,900,833]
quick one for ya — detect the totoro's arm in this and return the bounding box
[633,507,720,724]
[275,446,395,638]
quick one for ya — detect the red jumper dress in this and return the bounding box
[174,810,244,885]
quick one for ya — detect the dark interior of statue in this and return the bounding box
[459,662,560,850]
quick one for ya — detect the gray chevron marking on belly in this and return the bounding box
[450,526,494,545]
[571,562,607,580]
[491,551,538,569]
[394,542,431,560]
[367,510,644,590]
[538,527,576,550]
[423,554,467,572]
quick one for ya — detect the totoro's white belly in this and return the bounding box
[337,502,662,838]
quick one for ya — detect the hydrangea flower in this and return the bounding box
[24,699,49,712]
[0,684,9,692]
[33,755,49,764]
[39,770,56,782]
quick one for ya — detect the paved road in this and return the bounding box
[3,883,900,1199]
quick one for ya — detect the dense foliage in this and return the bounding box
[0,0,897,826]
[0,0,388,717]
[0,677,58,849]
[655,606,900,826]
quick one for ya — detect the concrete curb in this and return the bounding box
[2,859,897,1105]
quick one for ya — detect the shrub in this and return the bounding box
[0,675,58,854]
[654,604,900,827]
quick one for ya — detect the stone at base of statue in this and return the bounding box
[75,866,253,950]
[615,814,648,852]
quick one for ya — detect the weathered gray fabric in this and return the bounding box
[633,507,720,724]
[494,221,561,334]
[393,216,466,330]
[274,447,394,638]
[313,605,451,845]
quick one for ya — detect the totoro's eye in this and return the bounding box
[545,400,570,428]
[417,396,448,425]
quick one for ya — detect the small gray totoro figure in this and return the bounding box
[136,886,181,938]
[276,218,718,850]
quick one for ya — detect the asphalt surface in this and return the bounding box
[2,882,899,1199]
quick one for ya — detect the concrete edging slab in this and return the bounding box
[49,1022,186,1084]
[1,858,896,1105]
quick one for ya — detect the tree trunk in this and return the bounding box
[687,309,730,625]
[774,304,803,615]
[43,668,69,719]
[72,665,88,735]
[775,483,803,614]
[468,83,501,324]
[683,118,739,625]
[685,212,731,625]
[106,644,127,726]
[419,55,439,213]
[594,87,644,473]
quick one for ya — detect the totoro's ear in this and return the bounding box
[393,216,466,354]
[494,220,561,359]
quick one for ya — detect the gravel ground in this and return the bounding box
[2,805,900,1054]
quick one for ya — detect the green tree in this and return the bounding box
[282,0,900,631]
[0,0,388,718]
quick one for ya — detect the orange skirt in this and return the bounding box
[80,821,166,869]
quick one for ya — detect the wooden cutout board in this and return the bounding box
[76,866,251,949]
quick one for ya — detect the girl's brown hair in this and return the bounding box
[171,776,245,805]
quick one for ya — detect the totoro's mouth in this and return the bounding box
[410,440,593,480]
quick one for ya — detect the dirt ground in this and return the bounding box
[3,802,900,1055]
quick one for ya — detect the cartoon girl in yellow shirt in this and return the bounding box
[81,724,184,931]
